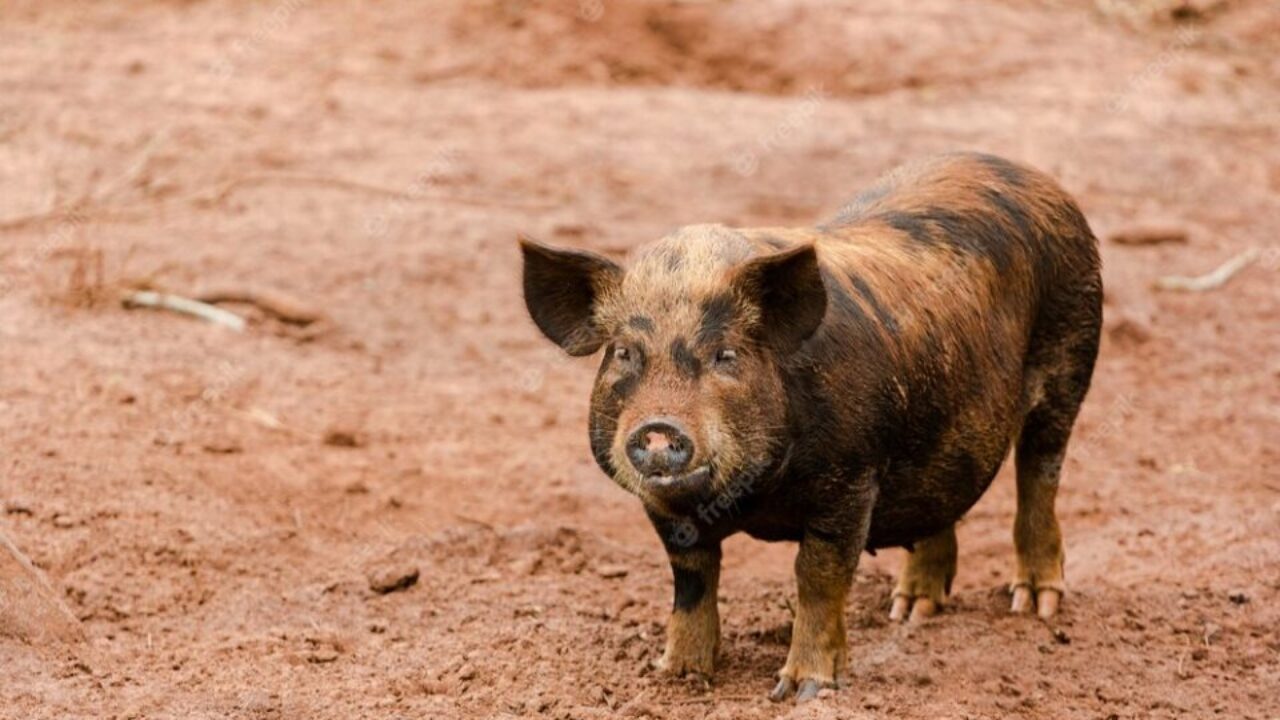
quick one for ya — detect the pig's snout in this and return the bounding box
[626,419,694,477]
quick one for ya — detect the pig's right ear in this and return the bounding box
[519,235,623,356]
[732,243,826,353]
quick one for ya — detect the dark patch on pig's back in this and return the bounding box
[816,266,901,343]
[846,273,899,337]
[875,207,1018,273]
[970,152,1031,188]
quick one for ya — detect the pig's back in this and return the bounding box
[747,153,1102,548]
[818,151,1098,339]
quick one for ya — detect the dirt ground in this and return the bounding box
[2,1,1278,718]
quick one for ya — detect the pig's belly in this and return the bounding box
[864,418,1019,550]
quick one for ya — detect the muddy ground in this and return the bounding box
[1,1,1278,718]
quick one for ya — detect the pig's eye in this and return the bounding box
[612,344,642,370]
[714,348,738,366]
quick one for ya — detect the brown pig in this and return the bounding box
[519,152,1102,702]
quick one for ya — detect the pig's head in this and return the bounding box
[520,225,826,513]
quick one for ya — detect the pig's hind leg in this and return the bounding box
[1011,401,1072,618]
[1011,300,1100,618]
[889,524,957,623]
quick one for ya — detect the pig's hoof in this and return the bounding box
[652,650,714,680]
[769,676,831,704]
[1010,583,1062,619]
[891,526,955,623]
[888,592,941,624]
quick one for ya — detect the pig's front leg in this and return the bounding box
[771,493,875,703]
[654,544,722,678]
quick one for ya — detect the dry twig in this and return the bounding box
[196,287,323,326]
[122,290,247,331]
[1154,248,1259,292]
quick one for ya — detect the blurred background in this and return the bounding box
[1,1,1277,718]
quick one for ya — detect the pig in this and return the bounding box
[519,152,1102,702]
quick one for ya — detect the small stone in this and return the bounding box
[367,563,420,594]
[202,440,242,454]
[52,513,77,529]
[862,692,884,708]
[1228,590,1249,605]
[597,564,629,579]
[323,428,364,448]
[1053,628,1071,645]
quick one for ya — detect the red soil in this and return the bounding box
[1,1,1277,718]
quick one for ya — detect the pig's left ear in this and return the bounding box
[733,243,827,353]
[519,234,623,356]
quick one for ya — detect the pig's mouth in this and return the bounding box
[641,464,712,493]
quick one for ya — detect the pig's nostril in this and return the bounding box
[626,419,694,476]
[645,432,671,452]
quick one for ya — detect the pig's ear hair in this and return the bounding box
[519,234,623,356]
[733,243,826,353]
